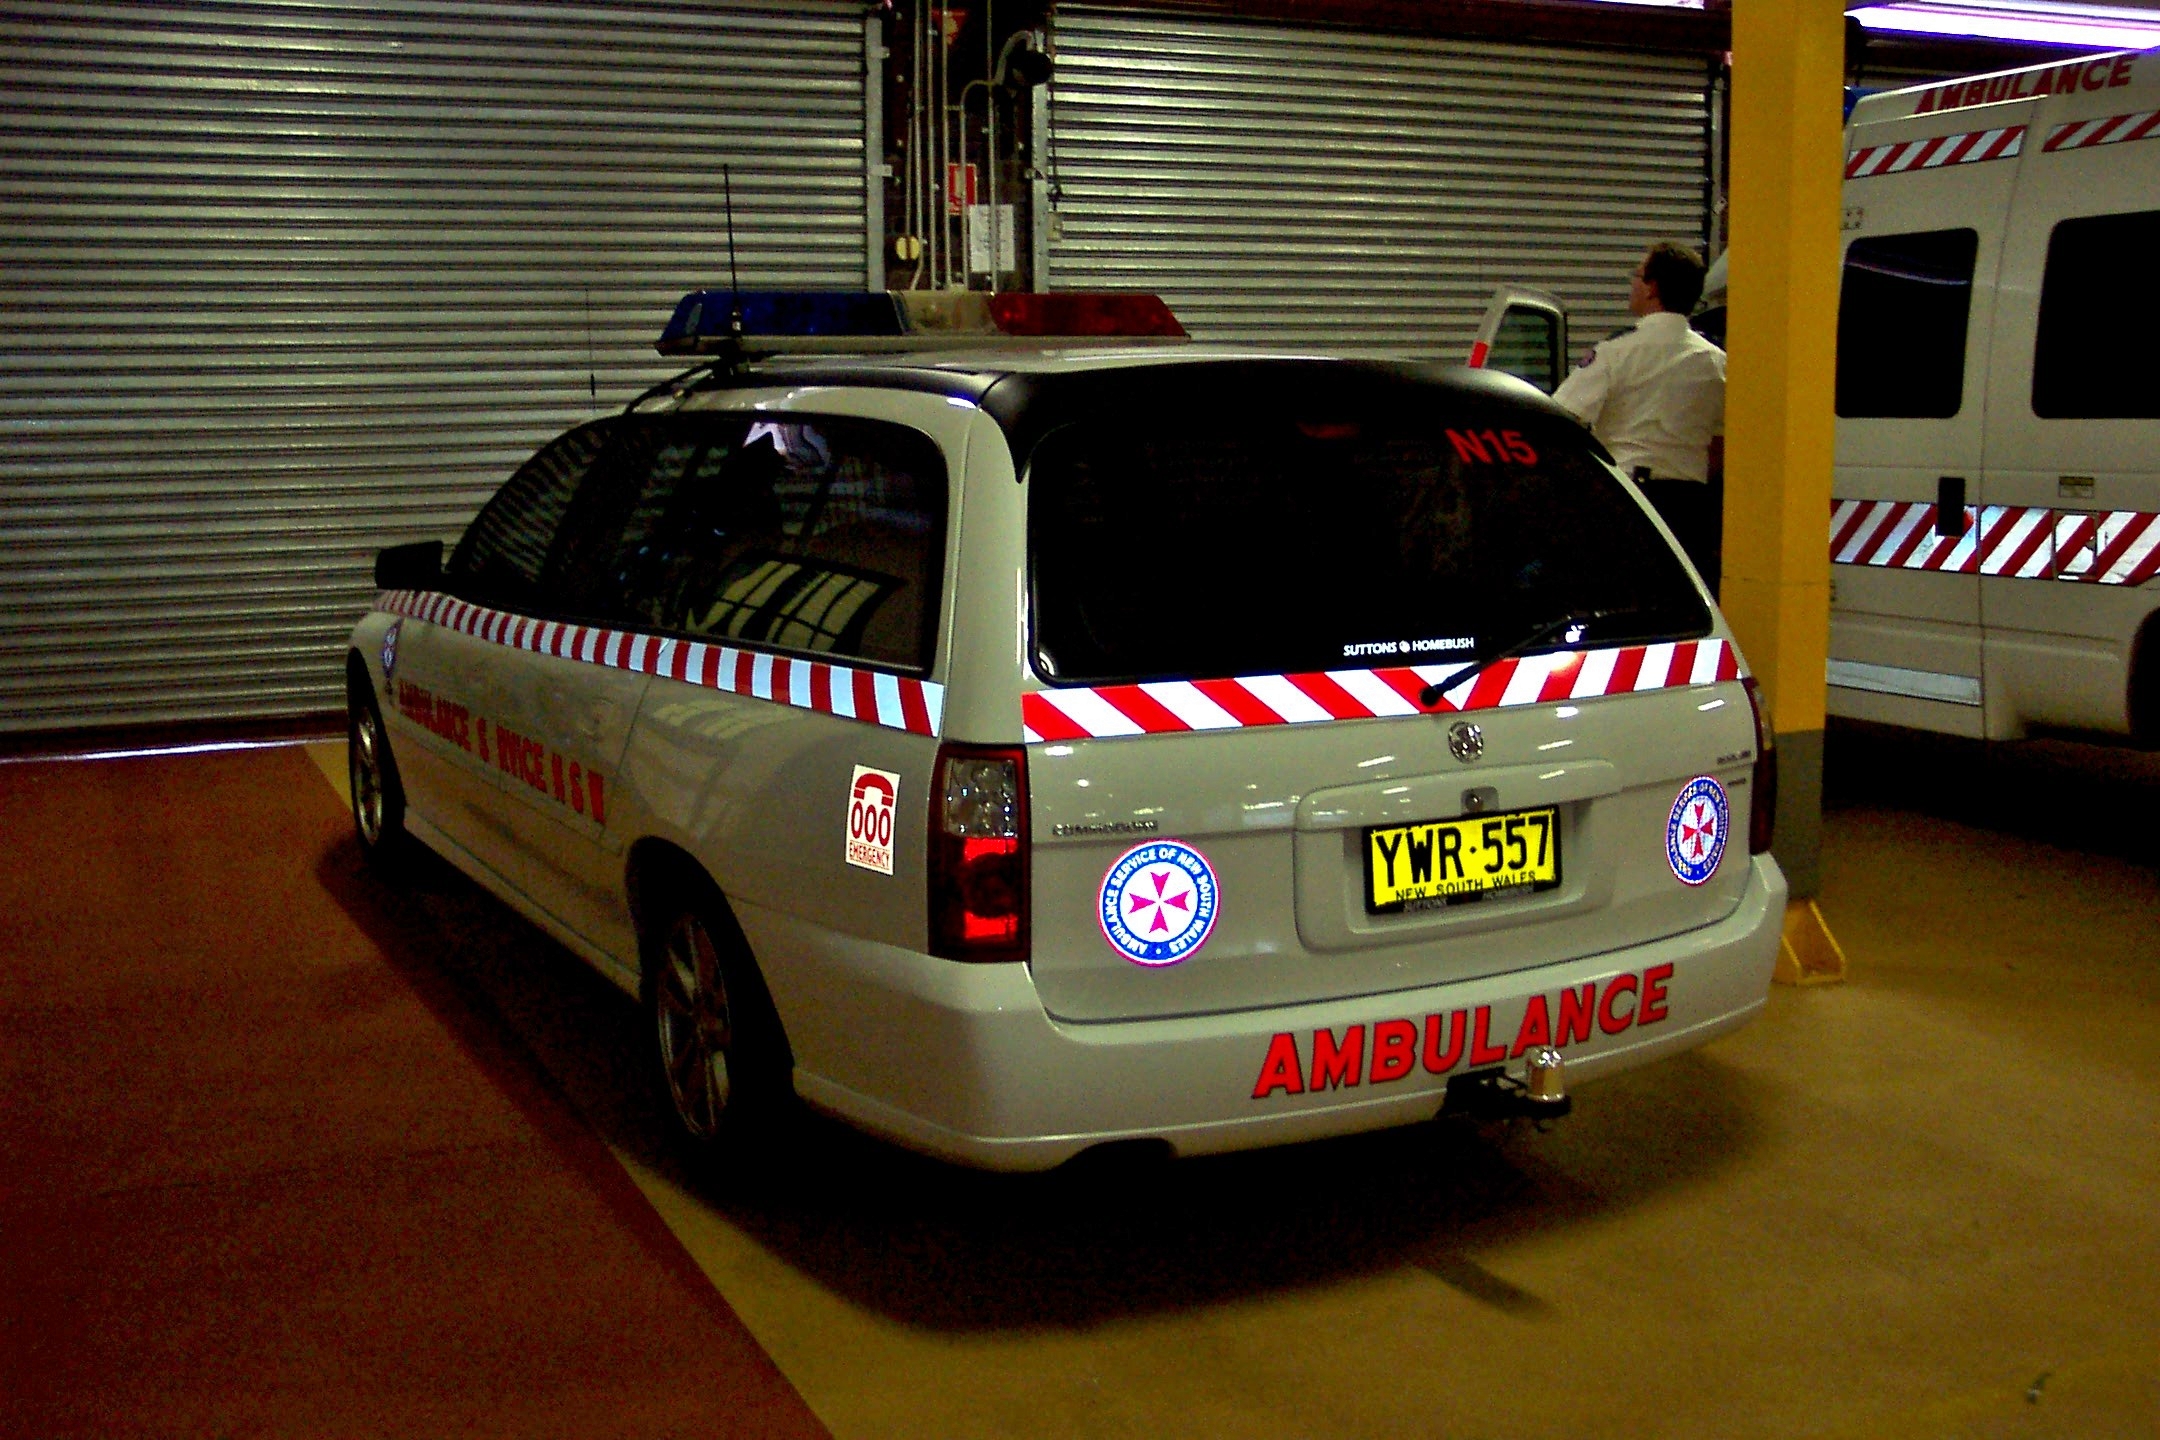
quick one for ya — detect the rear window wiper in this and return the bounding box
[1417,605,1652,708]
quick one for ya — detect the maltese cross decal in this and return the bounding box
[1099,840,1220,966]
[1666,776,1730,886]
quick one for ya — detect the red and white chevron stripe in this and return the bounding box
[2044,108,2160,152]
[1830,500,2160,586]
[375,589,945,736]
[1021,641,1741,744]
[1846,124,2025,178]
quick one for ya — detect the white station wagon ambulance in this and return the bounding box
[1831,47,2160,741]
[346,289,1784,1170]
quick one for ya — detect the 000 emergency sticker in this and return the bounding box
[846,766,901,875]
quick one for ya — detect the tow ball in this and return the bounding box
[1442,1046,1572,1122]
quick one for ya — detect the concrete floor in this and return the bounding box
[4,722,2156,1437]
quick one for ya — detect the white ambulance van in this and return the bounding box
[1830,48,2160,743]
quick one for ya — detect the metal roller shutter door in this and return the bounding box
[1,0,875,734]
[1043,7,1710,359]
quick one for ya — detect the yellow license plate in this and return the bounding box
[1365,807,1561,912]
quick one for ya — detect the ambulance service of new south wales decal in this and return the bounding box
[1666,776,1728,886]
[1099,840,1219,966]
[845,766,900,876]
[380,620,400,683]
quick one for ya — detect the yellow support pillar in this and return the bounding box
[1724,0,1845,907]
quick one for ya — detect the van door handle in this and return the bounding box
[1936,476,1968,537]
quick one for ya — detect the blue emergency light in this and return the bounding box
[656,288,1188,356]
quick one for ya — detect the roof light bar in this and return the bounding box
[656,289,1188,355]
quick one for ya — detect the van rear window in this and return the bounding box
[1026,391,1709,686]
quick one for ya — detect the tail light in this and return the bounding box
[929,744,1029,961]
[1742,675,1777,855]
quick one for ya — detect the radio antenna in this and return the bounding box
[723,163,744,343]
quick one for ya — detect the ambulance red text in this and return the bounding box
[1250,963,1674,1098]
[1913,55,2133,114]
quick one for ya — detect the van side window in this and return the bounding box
[554,415,947,673]
[446,420,616,612]
[1835,229,1979,419]
[2033,209,2160,419]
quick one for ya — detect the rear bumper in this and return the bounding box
[752,853,1787,1171]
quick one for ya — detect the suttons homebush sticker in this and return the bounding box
[1251,964,1674,1098]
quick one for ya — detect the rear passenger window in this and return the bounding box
[2033,209,2160,419]
[553,415,946,672]
[447,421,616,612]
[1835,228,1978,418]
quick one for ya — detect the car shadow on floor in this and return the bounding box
[1824,719,2160,868]
[319,832,1770,1333]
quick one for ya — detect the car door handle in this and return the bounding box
[577,700,619,740]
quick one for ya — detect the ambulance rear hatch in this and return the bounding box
[1013,361,1760,1024]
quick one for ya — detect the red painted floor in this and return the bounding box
[0,747,829,1439]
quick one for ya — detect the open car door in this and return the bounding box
[1468,285,1570,394]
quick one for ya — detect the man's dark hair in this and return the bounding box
[1642,242,1707,314]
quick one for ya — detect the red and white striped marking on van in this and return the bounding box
[1845,124,2025,178]
[1830,501,2160,585]
[1021,641,1741,743]
[2043,108,2160,151]
[375,590,946,736]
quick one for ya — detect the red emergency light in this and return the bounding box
[658,288,1189,355]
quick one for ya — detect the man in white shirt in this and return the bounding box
[1553,242,1728,594]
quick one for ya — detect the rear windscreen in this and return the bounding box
[1027,392,1710,686]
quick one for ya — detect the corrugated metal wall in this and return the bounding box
[1043,7,1711,359]
[1,0,874,734]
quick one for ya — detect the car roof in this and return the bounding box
[654,346,1597,464]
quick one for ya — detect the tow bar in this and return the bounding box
[1441,1046,1572,1122]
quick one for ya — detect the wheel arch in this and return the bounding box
[2131,607,2160,749]
[623,836,710,946]
[622,837,795,1071]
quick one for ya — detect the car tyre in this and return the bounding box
[348,675,409,871]
[642,880,791,1153]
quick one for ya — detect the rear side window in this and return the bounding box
[2033,209,2160,419]
[1835,228,1978,418]
[550,414,946,672]
[1027,389,1709,686]
[448,421,615,611]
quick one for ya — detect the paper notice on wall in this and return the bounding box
[966,204,1017,275]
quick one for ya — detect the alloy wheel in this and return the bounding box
[655,912,732,1138]
[351,709,386,846]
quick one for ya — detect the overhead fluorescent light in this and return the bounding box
[1850,1,2160,49]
